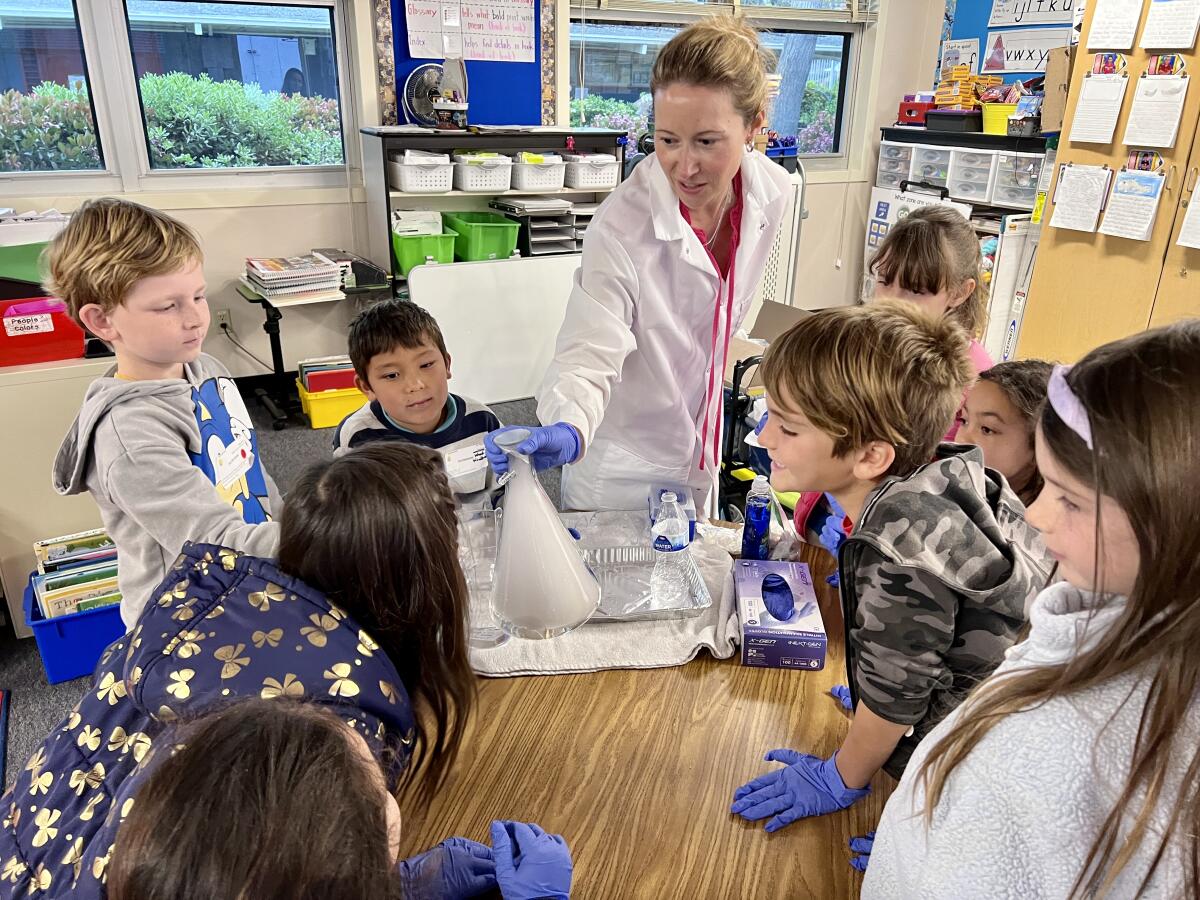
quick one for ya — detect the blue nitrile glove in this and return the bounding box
[730,750,870,832]
[397,837,496,900]
[755,411,768,435]
[485,424,581,476]
[830,684,854,712]
[849,831,875,872]
[490,821,572,900]
[818,493,848,588]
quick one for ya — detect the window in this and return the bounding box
[0,0,104,173]
[570,20,850,157]
[123,0,345,170]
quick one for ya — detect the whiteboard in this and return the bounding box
[407,255,579,404]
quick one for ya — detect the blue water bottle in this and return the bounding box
[741,475,772,560]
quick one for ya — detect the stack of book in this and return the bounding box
[242,253,345,306]
[31,528,120,619]
[298,355,359,392]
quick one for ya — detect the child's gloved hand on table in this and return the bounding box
[730,750,870,831]
[397,836,496,900]
[490,820,573,900]
[849,831,875,872]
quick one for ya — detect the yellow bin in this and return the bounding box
[982,102,1018,135]
[296,379,366,429]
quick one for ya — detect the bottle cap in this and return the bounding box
[661,491,677,503]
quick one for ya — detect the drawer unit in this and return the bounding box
[877,141,915,188]
[994,151,1044,210]
[910,144,951,188]
[948,149,997,203]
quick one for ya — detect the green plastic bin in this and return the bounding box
[392,230,456,277]
[442,212,520,261]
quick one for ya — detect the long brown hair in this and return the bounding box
[978,358,1053,505]
[278,442,475,802]
[917,321,1200,897]
[870,205,988,338]
[109,699,401,900]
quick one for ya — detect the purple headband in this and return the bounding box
[1047,364,1093,450]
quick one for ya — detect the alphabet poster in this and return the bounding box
[989,0,1077,27]
[983,27,1074,72]
[407,0,535,62]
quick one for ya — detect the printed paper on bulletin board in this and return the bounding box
[983,27,1074,72]
[989,0,1077,27]
[407,0,534,61]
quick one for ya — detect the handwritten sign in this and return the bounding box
[407,0,535,62]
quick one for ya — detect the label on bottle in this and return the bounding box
[653,533,687,552]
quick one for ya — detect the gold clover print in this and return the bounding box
[358,630,380,657]
[77,726,101,751]
[219,548,239,570]
[32,808,61,847]
[215,643,250,679]
[324,663,360,698]
[261,673,304,700]
[301,613,339,648]
[157,580,189,608]
[29,863,52,891]
[79,794,105,822]
[24,746,46,775]
[379,680,399,705]
[248,582,286,612]
[166,669,195,700]
[1,856,28,884]
[28,771,52,796]
[95,672,127,706]
[252,628,283,649]
[63,836,85,880]
[68,763,105,795]
[174,630,205,659]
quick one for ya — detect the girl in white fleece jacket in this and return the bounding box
[863,321,1200,899]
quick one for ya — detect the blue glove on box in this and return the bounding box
[849,831,876,872]
[397,837,496,900]
[490,820,572,900]
[485,424,581,476]
[731,750,869,832]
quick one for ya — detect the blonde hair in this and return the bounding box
[918,321,1200,898]
[870,205,988,338]
[650,17,773,126]
[762,300,972,475]
[44,198,202,322]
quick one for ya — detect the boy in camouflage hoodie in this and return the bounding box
[730,301,1051,834]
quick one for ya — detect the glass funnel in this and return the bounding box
[491,429,601,639]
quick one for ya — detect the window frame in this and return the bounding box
[0,0,360,195]
[567,6,861,163]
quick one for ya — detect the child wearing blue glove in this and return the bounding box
[865,322,1200,898]
[103,698,573,900]
[731,302,1051,837]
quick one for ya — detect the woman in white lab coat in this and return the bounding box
[486,18,794,511]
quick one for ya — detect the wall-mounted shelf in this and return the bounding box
[388,186,616,200]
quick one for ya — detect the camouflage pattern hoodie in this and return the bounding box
[837,444,1053,779]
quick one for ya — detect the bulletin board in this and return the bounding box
[946,0,1080,81]
[386,0,546,126]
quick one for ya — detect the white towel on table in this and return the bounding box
[470,536,737,677]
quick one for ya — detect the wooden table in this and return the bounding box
[399,544,893,899]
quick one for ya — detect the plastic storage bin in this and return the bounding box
[443,212,521,261]
[296,379,367,429]
[993,151,1044,210]
[511,155,566,191]
[948,149,996,203]
[911,145,951,187]
[387,154,453,193]
[562,153,620,189]
[0,298,86,367]
[24,577,125,684]
[392,230,456,277]
[453,155,513,192]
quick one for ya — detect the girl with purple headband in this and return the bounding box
[863,320,1200,898]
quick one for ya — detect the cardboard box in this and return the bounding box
[723,301,813,393]
[1042,45,1075,135]
[735,559,827,670]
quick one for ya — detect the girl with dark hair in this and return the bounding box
[864,321,1200,898]
[105,699,568,900]
[0,443,571,899]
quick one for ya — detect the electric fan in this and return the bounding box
[402,63,444,126]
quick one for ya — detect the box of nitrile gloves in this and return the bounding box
[734,559,827,670]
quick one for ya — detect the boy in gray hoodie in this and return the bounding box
[49,199,280,629]
[730,301,1052,835]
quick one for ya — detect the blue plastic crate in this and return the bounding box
[24,575,125,684]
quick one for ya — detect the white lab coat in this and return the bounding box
[537,150,793,512]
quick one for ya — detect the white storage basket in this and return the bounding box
[387,157,453,194]
[453,155,513,192]
[562,153,620,190]
[511,159,566,191]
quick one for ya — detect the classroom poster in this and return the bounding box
[989,0,1077,27]
[942,38,981,72]
[407,0,535,62]
[983,28,1074,72]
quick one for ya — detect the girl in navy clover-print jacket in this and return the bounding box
[0,443,481,898]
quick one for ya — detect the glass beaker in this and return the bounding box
[456,506,508,650]
[491,428,601,639]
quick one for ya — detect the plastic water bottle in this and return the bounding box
[651,492,691,606]
[741,475,772,560]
